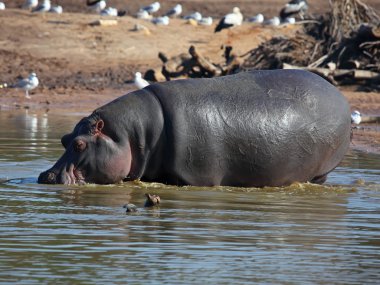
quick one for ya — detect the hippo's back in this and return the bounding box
[147,70,351,186]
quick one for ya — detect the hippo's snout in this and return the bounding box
[38,171,57,184]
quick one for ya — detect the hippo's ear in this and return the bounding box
[95,119,104,134]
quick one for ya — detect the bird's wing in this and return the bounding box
[165,8,175,16]
[288,0,304,5]
[86,0,102,6]
[224,13,241,25]
[283,2,305,14]
[15,78,30,88]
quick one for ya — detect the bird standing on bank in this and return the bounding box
[87,0,106,13]
[198,16,213,26]
[32,0,50,13]
[165,4,182,18]
[282,17,296,24]
[49,5,63,14]
[141,1,160,14]
[23,0,38,10]
[214,7,243,33]
[351,110,362,125]
[279,0,308,20]
[183,12,202,21]
[12,73,39,99]
[136,9,152,19]
[264,16,281,26]
[248,13,264,23]
[151,15,169,25]
[134,72,150,89]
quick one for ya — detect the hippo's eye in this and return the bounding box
[74,139,87,153]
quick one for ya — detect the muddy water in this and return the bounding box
[0,111,379,284]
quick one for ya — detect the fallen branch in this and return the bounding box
[189,46,222,76]
[283,63,380,80]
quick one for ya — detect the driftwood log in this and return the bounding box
[283,63,380,85]
[145,45,240,81]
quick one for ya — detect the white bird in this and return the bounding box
[165,4,182,18]
[12,73,39,99]
[351,110,362,125]
[248,13,264,23]
[136,9,152,20]
[141,2,160,14]
[100,7,126,17]
[198,16,213,26]
[151,15,169,25]
[32,0,50,13]
[183,12,202,21]
[280,0,308,20]
[282,17,296,24]
[23,0,38,10]
[264,16,281,26]
[87,0,106,13]
[214,7,243,33]
[0,2,5,10]
[49,5,63,14]
[134,72,149,89]
[100,7,117,16]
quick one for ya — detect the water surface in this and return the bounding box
[0,111,379,284]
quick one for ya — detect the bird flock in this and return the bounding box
[22,0,62,14]
[0,0,310,95]
[0,0,309,29]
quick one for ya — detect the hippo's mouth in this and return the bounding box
[38,164,86,185]
[62,163,86,185]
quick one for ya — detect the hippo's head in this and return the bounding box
[38,116,132,185]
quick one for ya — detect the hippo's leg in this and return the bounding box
[310,173,328,184]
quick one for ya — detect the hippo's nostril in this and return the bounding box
[37,171,57,184]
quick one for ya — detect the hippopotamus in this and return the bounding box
[38,70,351,187]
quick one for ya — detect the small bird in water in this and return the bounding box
[280,0,308,20]
[32,0,51,13]
[11,72,39,99]
[214,7,243,33]
[144,193,161,207]
[123,203,138,213]
[165,4,182,18]
[351,110,362,125]
[134,72,150,89]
